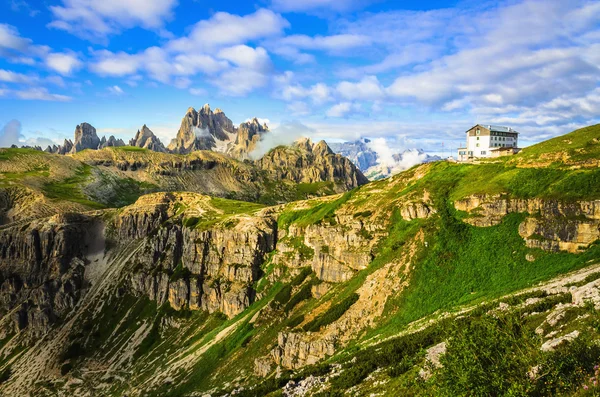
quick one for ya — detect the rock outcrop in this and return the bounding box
[455,195,600,252]
[257,138,369,192]
[129,125,166,152]
[99,135,125,149]
[228,118,269,160]
[0,213,102,336]
[71,122,101,153]
[118,193,277,318]
[168,104,237,154]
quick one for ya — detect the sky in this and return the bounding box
[0,0,599,155]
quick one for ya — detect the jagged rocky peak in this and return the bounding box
[99,135,125,149]
[168,104,237,154]
[229,117,270,159]
[129,124,166,152]
[71,122,100,153]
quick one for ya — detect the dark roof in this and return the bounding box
[466,124,519,134]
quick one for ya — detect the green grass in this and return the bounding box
[0,165,50,186]
[278,191,353,229]
[380,208,600,331]
[0,147,46,160]
[42,164,105,208]
[303,293,359,332]
[111,146,149,152]
[513,123,600,163]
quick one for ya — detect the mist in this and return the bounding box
[0,120,23,148]
[249,121,313,160]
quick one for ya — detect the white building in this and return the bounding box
[457,124,520,161]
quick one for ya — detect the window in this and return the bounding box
[476,137,480,140]
[481,151,487,155]
[476,129,480,135]
[476,143,480,147]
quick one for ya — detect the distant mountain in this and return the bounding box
[167,104,269,159]
[329,139,441,180]
[129,125,166,152]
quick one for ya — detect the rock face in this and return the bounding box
[129,125,166,152]
[272,332,337,369]
[328,138,378,171]
[71,122,101,153]
[118,193,277,318]
[0,213,102,336]
[455,195,600,252]
[168,104,269,159]
[228,118,269,160]
[257,138,369,191]
[99,135,125,149]
[168,104,237,154]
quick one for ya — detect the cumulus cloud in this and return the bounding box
[45,52,82,75]
[89,10,284,96]
[48,0,178,40]
[0,119,23,147]
[326,102,361,117]
[336,76,384,101]
[168,9,289,52]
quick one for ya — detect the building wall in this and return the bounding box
[462,125,519,159]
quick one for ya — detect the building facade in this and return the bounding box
[457,124,520,161]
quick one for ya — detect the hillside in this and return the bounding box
[0,141,367,225]
[0,125,598,396]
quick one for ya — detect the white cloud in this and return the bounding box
[218,68,269,96]
[271,0,372,12]
[168,9,289,52]
[287,101,311,116]
[45,52,82,75]
[281,82,332,104]
[275,34,371,52]
[336,76,384,101]
[14,87,71,101]
[0,69,35,84]
[107,85,124,95]
[326,102,361,117]
[48,0,178,40]
[189,87,207,96]
[217,45,271,71]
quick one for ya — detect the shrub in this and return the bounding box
[303,293,359,332]
[274,284,293,305]
[284,283,314,312]
[0,366,11,384]
[435,314,536,396]
[60,363,73,376]
[532,335,600,395]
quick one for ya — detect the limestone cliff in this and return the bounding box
[256,138,369,192]
[455,194,600,252]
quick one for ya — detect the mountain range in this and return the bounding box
[329,138,442,179]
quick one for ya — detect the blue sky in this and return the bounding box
[0,0,599,154]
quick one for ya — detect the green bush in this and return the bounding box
[435,314,536,396]
[303,293,359,332]
[274,284,293,305]
[284,283,314,312]
[532,335,600,395]
[0,366,11,384]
